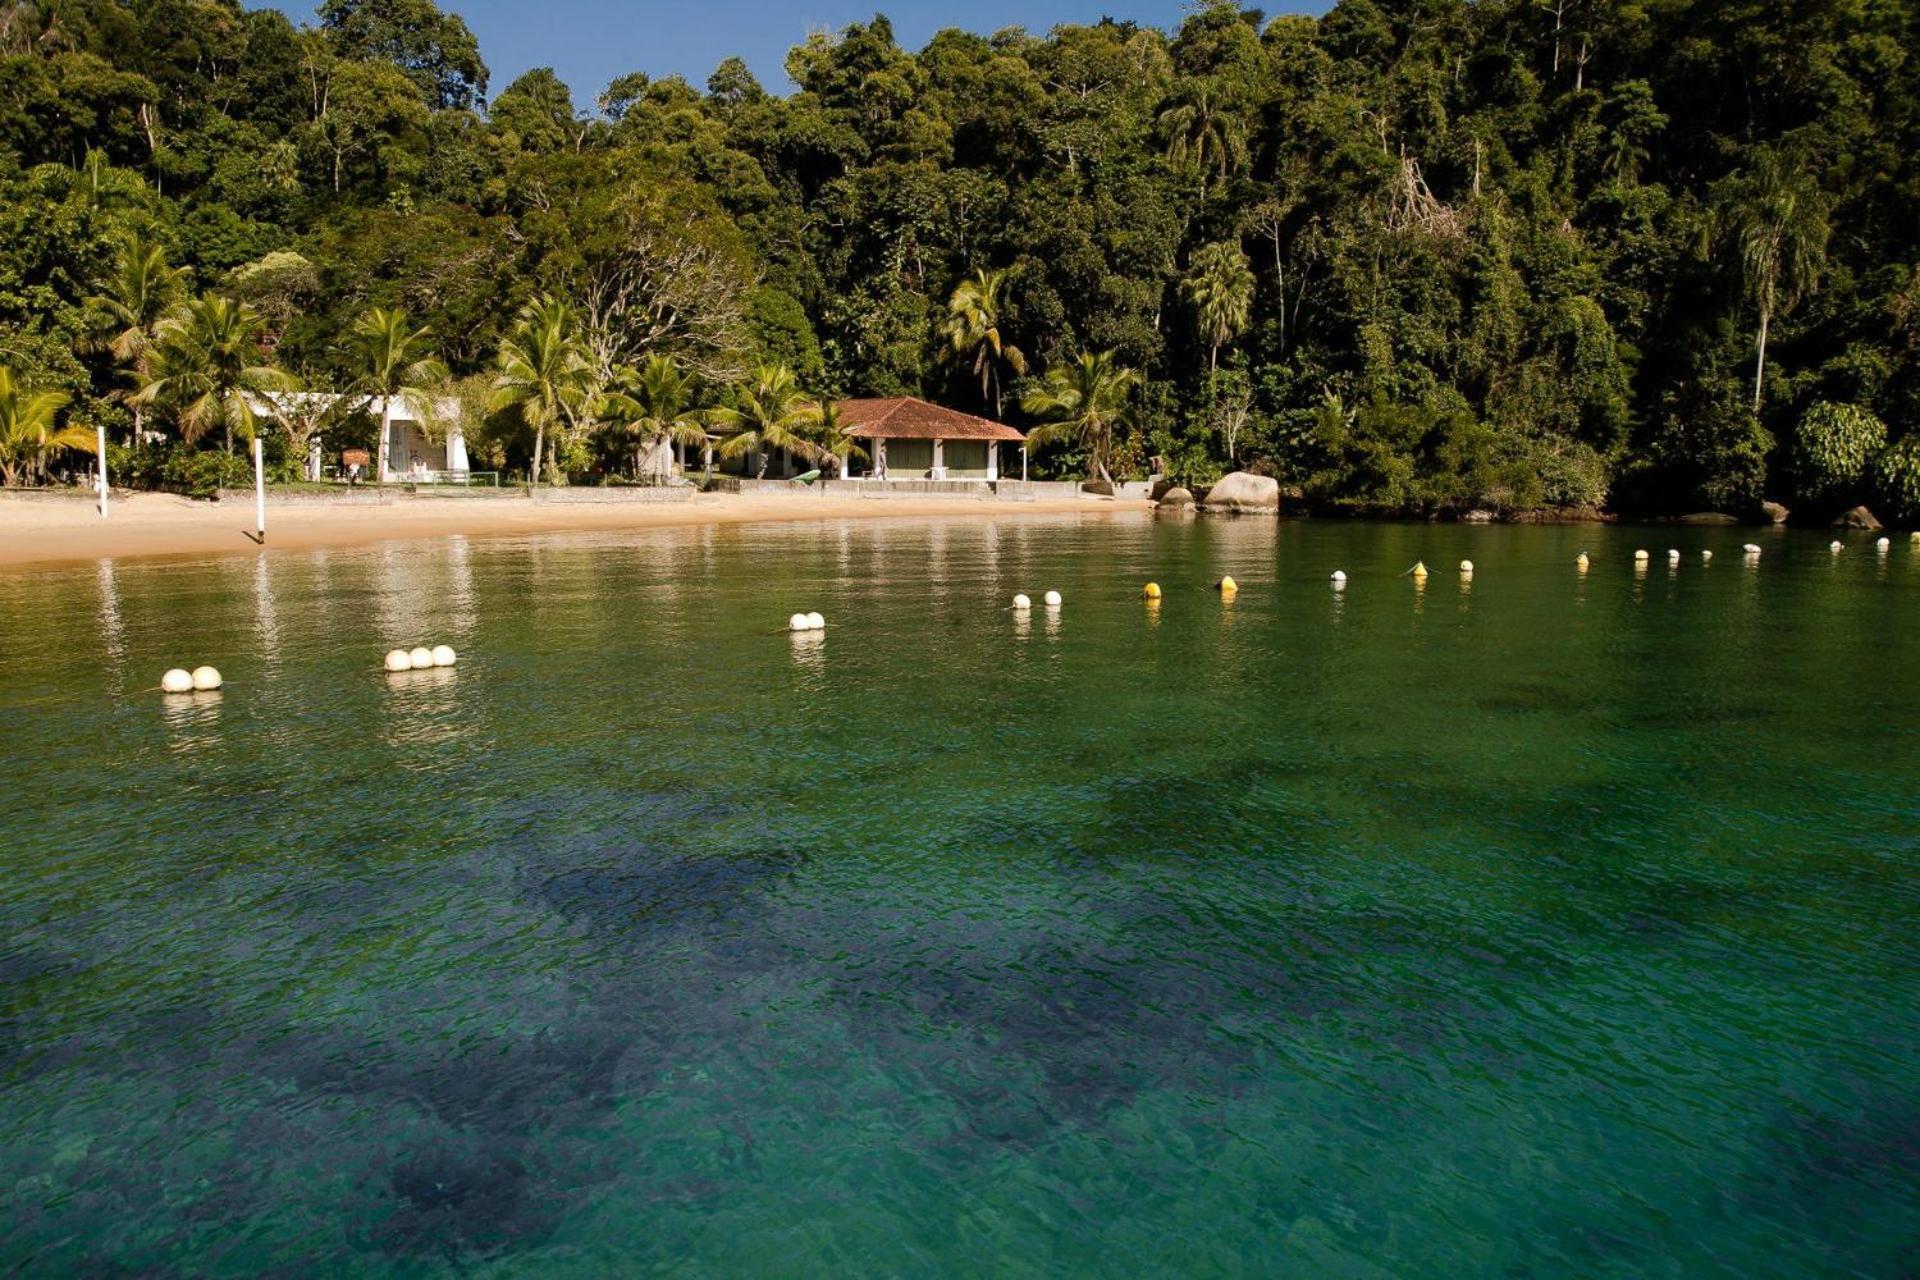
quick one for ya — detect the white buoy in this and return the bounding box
[1702,550,1713,563]
[1877,537,1891,553]
[1331,570,1347,585]
[1668,549,1681,563]
[1743,544,1762,555]
[805,612,826,631]
[161,668,194,694]
[1831,540,1844,553]
[430,644,457,667]
[408,646,434,669]
[1044,590,1062,607]
[1459,559,1474,573]
[1576,552,1590,571]
[1634,549,1650,563]
[384,648,413,672]
[788,613,810,632]
[190,665,222,691]
[1012,593,1031,611]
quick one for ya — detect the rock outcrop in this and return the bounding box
[1157,486,1195,508]
[1202,471,1281,512]
[1834,505,1883,530]
[1760,501,1790,525]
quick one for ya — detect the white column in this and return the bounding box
[447,422,470,472]
[987,441,998,482]
[252,436,266,543]
[932,438,946,480]
[307,436,322,481]
[1021,447,1028,481]
[97,422,108,517]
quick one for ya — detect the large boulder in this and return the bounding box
[1157,486,1195,508]
[1080,479,1115,498]
[1760,501,1790,525]
[1460,509,1496,524]
[1678,512,1740,526]
[1203,471,1281,512]
[1834,504,1883,530]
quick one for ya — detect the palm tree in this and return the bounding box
[1157,80,1245,198]
[710,364,824,478]
[81,233,188,446]
[599,354,708,481]
[136,294,296,454]
[1716,151,1829,413]
[0,367,92,487]
[491,296,590,486]
[345,308,448,483]
[1182,240,1256,373]
[1020,350,1141,486]
[805,400,867,480]
[938,268,1026,419]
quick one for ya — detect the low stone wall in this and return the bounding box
[530,486,695,505]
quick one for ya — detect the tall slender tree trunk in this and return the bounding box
[377,401,393,483]
[1752,306,1770,413]
[531,422,545,488]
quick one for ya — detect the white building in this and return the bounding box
[249,392,469,482]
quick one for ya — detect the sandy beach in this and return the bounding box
[0,490,1149,568]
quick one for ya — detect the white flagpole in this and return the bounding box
[252,436,266,543]
[97,422,108,517]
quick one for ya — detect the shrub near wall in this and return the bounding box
[1870,435,1920,525]
[1791,402,1888,508]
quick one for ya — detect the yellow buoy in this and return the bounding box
[1216,576,1237,594]
[1575,552,1590,570]
[1634,549,1650,563]
[1410,561,1428,579]
[1143,582,1162,599]
[1459,559,1474,574]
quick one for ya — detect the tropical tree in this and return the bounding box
[938,268,1026,419]
[1021,350,1142,486]
[710,364,824,478]
[80,233,188,446]
[491,295,590,486]
[1715,151,1829,412]
[599,353,708,480]
[345,308,448,483]
[0,367,91,486]
[1157,80,1244,198]
[1182,240,1255,373]
[805,400,867,480]
[136,295,296,454]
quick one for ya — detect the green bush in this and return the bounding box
[1870,435,1920,525]
[161,448,251,498]
[1791,401,1887,506]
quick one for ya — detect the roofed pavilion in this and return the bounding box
[838,397,1026,482]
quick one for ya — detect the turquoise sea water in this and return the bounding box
[0,515,1915,1277]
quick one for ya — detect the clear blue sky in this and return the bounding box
[270,1,1330,108]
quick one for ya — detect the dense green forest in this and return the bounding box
[3,0,1920,518]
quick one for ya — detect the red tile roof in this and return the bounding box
[836,397,1025,442]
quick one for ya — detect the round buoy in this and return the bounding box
[1044,590,1062,607]
[1216,576,1237,594]
[1668,549,1681,563]
[1911,531,1920,544]
[191,665,222,691]
[408,646,434,669]
[805,612,825,631]
[1743,544,1762,555]
[1634,549,1650,563]
[431,645,457,667]
[788,613,810,632]
[1831,540,1844,553]
[1576,553,1590,570]
[1143,582,1162,599]
[1877,537,1891,552]
[161,668,194,694]
[1331,571,1347,584]
[384,649,413,672]
[1459,560,1474,574]
[1701,550,1713,563]
[1012,593,1031,611]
